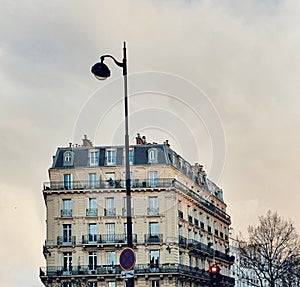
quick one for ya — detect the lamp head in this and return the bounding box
[91,61,111,80]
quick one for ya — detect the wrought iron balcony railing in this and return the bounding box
[40,263,235,286]
[43,178,231,223]
[86,208,98,216]
[82,233,137,244]
[144,234,163,243]
[104,208,115,216]
[122,207,134,216]
[61,209,72,217]
[57,236,76,246]
[147,207,159,215]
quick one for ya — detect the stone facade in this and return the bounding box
[40,135,234,287]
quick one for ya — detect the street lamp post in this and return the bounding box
[91,42,134,287]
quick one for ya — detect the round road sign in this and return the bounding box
[119,248,135,270]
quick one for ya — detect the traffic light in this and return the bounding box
[209,265,220,286]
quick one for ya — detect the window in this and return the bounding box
[61,199,72,217]
[106,251,116,265]
[89,150,99,166]
[150,280,160,287]
[88,223,97,243]
[63,151,73,166]
[178,224,182,236]
[149,171,158,187]
[123,197,133,216]
[87,198,97,216]
[129,148,134,165]
[179,252,183,265]
[106,282,116,287]
[148,148,158,163]
[63,252,72,273]
[148,196,159,215]
[149,250,159,265]
[62,224,72,245]
[106,252,116,274]
[105,197,115,216]
[123,172,133,187]
[106,149,116,165]
[63,174,72,189]
[105,223,115,242]
[149,222,159,236]
[88,283,98,287]
[88,252,98,272]
[106,173,115,188]
[124,148,134,165]
[89,173,97,188]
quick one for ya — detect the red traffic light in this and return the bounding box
[209,265,220,274]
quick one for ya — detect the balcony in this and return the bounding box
[147,207,159,216]
[40,263,235,286]
[43,178,174,191]
[57,236,76,246]
[43,178,231,223]
[61,209,72,217]
[178,235,187,247]
[187,239,213,255]
[122,207,134,216]
[82,233,137,245]
[214,250,235,263]
[86,208,98,217]
[144,234,163,244]
[104,208,115,216]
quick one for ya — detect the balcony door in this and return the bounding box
[62,224,72,244]
[63,252,72,274]
[88,223,98,243]
[149,171,158,187]
[63,174,72,189]
[88,252,98,273]
[105,223,115,243]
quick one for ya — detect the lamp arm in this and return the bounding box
[100,55,124,68]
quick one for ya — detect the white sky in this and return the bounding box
[1,0,300,286]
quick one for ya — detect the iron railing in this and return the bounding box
[40,263,235,285]
[144,234,163,243]
[43,178,231,223]
[57,236,76,246]
[61,209,72,217]
[86,208,98,216]
[179,236,234,263]
[82,233,137,244]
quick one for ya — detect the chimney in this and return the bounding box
[142,136,147,145]
[82,135,93,147]
[136,133,143,145]
[165,140,170,148]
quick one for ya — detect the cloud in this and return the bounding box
[1,0,300,285]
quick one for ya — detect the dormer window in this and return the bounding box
[148,148,158,164]
[63,151,74,166]
[123,148,134,165]
[106,149,116,165]
[89,150,99,166]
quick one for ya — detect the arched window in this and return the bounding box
[63,151,73,166]
[148,148,158,164]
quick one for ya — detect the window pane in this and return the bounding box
[149,171,158,187]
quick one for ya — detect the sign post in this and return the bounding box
[119,247,135,278]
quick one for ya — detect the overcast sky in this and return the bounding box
[1,0,300,286]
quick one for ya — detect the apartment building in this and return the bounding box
[40,135,235,287]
